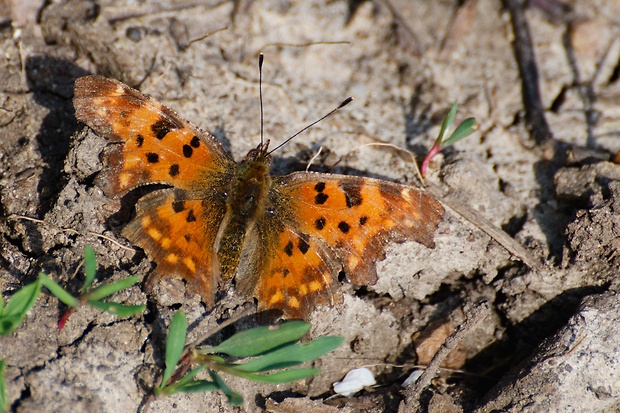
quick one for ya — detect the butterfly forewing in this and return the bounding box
[73,75,233,197]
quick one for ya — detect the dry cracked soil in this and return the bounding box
[1,0,620,412]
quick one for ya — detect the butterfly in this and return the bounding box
[73,75,444,319]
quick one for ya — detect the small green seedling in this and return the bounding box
[0,280,42,413]
[420,102,478,177]
[0,360,6,413]
[38,246,145,329]
[0,279,41,336]
[154,311,344,405]
[0,246,146,411]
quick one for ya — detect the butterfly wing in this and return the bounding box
[237,221,343,319]
[122,188,225,307]
[73,75,234,197]
[74,75,233,305]
[247,172,445,318]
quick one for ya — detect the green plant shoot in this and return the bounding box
[155,313,344,405]
[38,246,145,329]
[0,279,41,336]
[420,102,478,177]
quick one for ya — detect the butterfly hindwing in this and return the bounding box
[249,225,341,319]
[122,188,226,306]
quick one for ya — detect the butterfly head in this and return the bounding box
[243,140,272,167]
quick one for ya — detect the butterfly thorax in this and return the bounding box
[215,145,272,280]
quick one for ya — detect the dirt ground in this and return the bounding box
[1,0,620,412]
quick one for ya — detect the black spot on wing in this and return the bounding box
[315,182,326,192]
[169,164,180,177]
[359,216,368,226]
[172,199,185,213]
[339,181,363,208]
[183,144,193,158]
[151,116,181,140]
[186,209,196,222]
[338,221,350,233]
[315,217,326,230]
[298,234,310,254]
[190,136,200,148]
[146,153,159,163]
[315,193,329,205]
[136,134,144,147]
[284,240,294,257]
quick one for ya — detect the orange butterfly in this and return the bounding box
[73,75,444,318]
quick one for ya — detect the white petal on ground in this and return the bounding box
[402,370,424,387]
[333,367,377,397]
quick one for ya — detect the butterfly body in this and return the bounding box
[216,144,272,281]
[73,75,444,318]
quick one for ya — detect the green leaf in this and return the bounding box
[0,315,23,336]
[87,300,145,317]
[437,102,458,146]
[167,379,219,394]
[0,279,41,335]
[38,274,79,307]
[210,370,243,405]
[442,117,478,147]
[204,321,311,357]
[232,367,320,383]
[161,311,187,387]
[2,280,41,317]
[174,365,208,387]
[0,360,7,413]
[86,276,140,302]
[155,364,210,396]
[82,245,97,292]
[233,336,343,373]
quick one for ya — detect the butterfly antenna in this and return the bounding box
[259,53,265,146]
[268,96,353,155]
